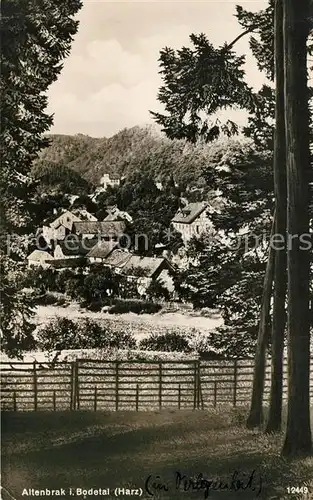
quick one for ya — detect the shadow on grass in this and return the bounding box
[2,410,313,500]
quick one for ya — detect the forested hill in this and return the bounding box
[34,125,250,188]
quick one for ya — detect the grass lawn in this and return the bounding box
[2,408,313,500]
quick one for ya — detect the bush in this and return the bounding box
[146,278,170,302]
[32,291,66,306]
[85,300,103,312]
[37,317,136,352]
[37,317,78,351]
[24,267,58,293]
[139,331,192,353]
[55,269,77,294]
[108,299,162,315]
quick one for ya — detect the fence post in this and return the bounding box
[214,381,217,408]
[178,384,181,410]
[70,361,75,410]
[136,384,139,412]
[94,386,97,412]
[13,391,17,411]
[198,363,204,410]
[115,362,119,411]
[72,360,79,410]
[159,363,162,410]
[197,361,201,409]
[53,390,56,411]
[76,360,80,410]
[33,361,38,411]
[193,362,197,410]
[233,360,238,407]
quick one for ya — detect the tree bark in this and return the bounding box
[246,216,275,429]
[265,0,287,434]
[282,0,312,457]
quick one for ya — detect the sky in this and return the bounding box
[47,0,268,138]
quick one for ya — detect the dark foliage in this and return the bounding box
[139,331,192,353]
[108,299,162,315]
[37,317,136,352]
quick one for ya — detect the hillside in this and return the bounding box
[34,125,250,189]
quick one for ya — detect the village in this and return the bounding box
[26,173,215,299]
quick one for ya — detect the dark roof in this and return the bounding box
[122,255,172,278]
[72,221,126,236]
[86,241,117,259]
[103,249,132,268]
[172,202,208,224]
[56,237,98,256]
[50,257,86,269]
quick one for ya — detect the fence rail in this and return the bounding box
[1,359,313,412]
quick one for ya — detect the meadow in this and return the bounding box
[2,409,313,500]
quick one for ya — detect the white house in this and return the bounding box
[42,210,81,242]
[104,205,132,223]
[100,173,121,190]
[171,202,213,243]
[27,250,54,268]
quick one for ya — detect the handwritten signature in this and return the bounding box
[145,469,262,498]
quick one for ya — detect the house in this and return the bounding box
[103,205,132,223]
[171,202,213,243]
[42,210,82,243]
[122,255,175,294]
[27,250,54,268]
[72,221,126,240]
[100,173,121,190]
[86,240,118,264]
[53,237,98,260]
[95,247,132,270]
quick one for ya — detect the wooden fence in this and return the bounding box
[1,359,313,412]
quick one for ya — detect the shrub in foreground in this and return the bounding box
[37,317,136,352]
[139,331,192,353]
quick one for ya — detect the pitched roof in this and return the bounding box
[27,250,53,261]
[172,202,208,224]
[56,237,98,256]
[86,241,117,259]
[42,209,66,226]
[43,210,81,228]
[103,209,132,223]
[50,257,86,269]
[103,248,132,268]
[72,221,126,236]
[122,255,171,278]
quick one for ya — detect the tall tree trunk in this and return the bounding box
[265,0,287,434]
[282,0,312,457]
[246,216,275,429]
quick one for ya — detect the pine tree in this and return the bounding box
[0,0,82,357]
[1,0,82,232]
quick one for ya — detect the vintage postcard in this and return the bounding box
[1,0,313,499]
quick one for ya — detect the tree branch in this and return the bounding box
[225,26,258,51]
